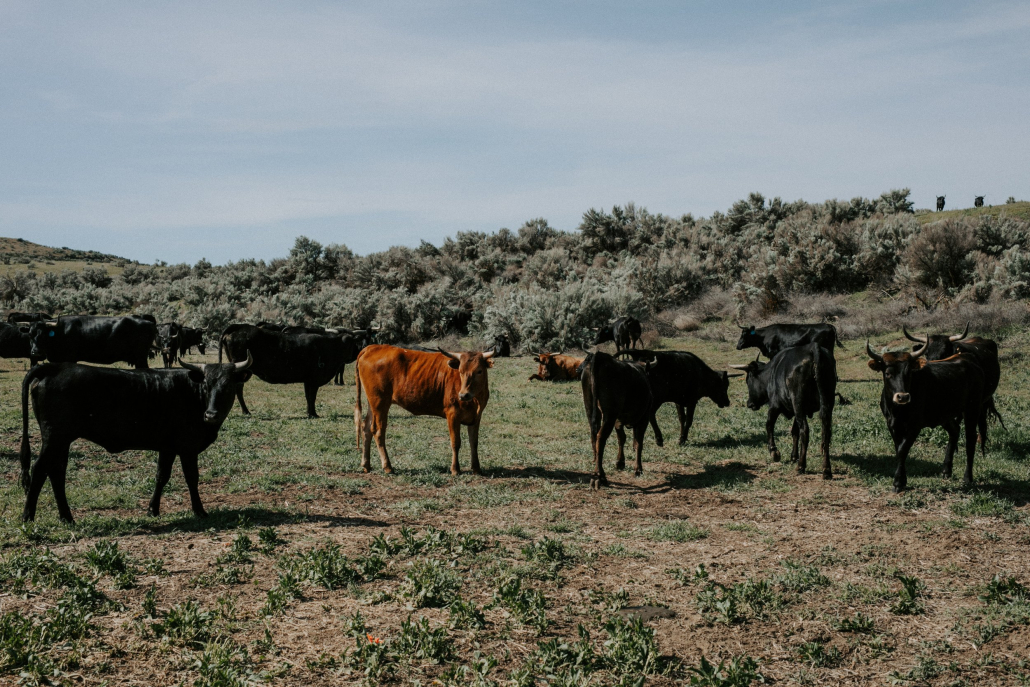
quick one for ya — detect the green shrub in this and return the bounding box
[399,558,462,608]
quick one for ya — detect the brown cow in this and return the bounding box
[354,344,494,475]
[529,353,585,381]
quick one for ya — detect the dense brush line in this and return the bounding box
[2,190,1028,351]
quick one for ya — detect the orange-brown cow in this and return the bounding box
[354,345,494,475]
[528,353,585,381]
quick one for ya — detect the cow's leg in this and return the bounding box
[22,440,59,522]
[819,404,833,480]
[963,410,978,488]
[789,419,800,463]
[796,415,810,474]
[615,424,627,470]
[650,414,664,448]
[236,383,251,415]
[303,381,320,418]
[632,423,646,476]
[893,434,915,492]
[148,451,176,516]
[765,409,781,462]
[593,417,616,488]
[369,402,394,473]
[677,403,696,445]
[941,420,959,479]
[467,420,483,475]
[45,445,74,523]
[179,453,208,518]
[360,407,374,472]
[447,414,463,476]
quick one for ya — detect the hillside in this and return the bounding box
[915,200,1030,224]
[0,237,133,277]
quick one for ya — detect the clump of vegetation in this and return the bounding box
[152,600,215,648]
[280,543,385,591]
[647,519,709,543]
[686,654,763,687]
[399,558,462,608]
[492,576,549,634]
[695,577,782,624]
[891,573,925,616]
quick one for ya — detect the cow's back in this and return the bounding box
[49,316,156,364]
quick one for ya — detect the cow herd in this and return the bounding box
[1,311,1007,524]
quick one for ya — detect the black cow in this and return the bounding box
[866,341,985,492]
[178,326,208,358]
[219,324,362,417]
[134,314,157,324]
[903,324,1004,434]
[19,354,253,523]
[489,333,511,357]
[616,349,740,445]
[936,195,946,212]
[729,343,836,478]
[331,327,378,385]
[0,323,42,366]
[6,312,52,324]
[157,322,182,368]
[593,316,643,350]
[580,351,659,489]
[28,316,157,369]
[974,196,985,208]
[736,323,843,359]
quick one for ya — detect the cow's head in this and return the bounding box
[866,340,927,406]
[728,353,767,410]
[27,320,59,358]
[531,352,559,381]
[439,348,494,404]
[735,325,759,351]
[712,370,743,408]
[902,323,967,361]
[592,325,615,346]
[180,352,254,424]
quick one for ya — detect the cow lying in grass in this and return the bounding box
[529,352,585,381]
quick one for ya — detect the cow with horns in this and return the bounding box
[866,340,985,492]
[936,195,946,211]
[616,349,740,445]
[529,352,585,382]
[729,343,837,478]
[354,345,494,475]
[592,316,643,350]
[19,353,254,523]
[580,351,660,489]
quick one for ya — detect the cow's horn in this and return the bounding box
[45,320,58,328]
[325,328,339,334]
[726,372,745,379]
[482,349,495,360]
[727,363,751,370]
[949,322,969,342]
[865,339,883,363]
[902,325,926,343]
[437,348,460,361]
[235,350,254,371]
[180,360,205,374]
[912,341,928,358]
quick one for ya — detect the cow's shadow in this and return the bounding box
[664,461,758,491]
[836,451,963,482]
[483,465,589,483]
[91,505,390,537]
[689,432,767,449]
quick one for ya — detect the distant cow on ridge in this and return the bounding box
[974,196,985,208]
[936,195,946,212]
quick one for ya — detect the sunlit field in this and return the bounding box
[0,328,1027,686]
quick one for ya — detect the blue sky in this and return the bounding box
[1,1,1027,264]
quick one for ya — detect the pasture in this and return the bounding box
[0,329,1028,686]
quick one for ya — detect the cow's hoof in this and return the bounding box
[822,471,832,480]
[307,414,320,419]
[616,461,626,471]
[472,469,483,476]
[148,507,160,517]
[383,467,394,475]
[771,450,781,463]
[634,470,642,477]
[362,466,371,474]
[893,484,905,493]
[655,436,664,448]
[194,509,209,519]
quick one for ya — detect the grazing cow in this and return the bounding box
[729,343,836,478]
[593,316,643,350]
[866,341,986,492]
[219,324,362,417]
[974,196,985,208]
[157,322,182,368]
[332,326,378,385]
[529,352,586,381]
[27,316,157,369]
[736,323,843,359]
[6,312,52,325]
[490,333,511,357]
[354,345,494,475]
[19,354,253,523]
[178,326,208,358]
[936,195,946,211]
[580,352,659,488]
[903,324,1004,433]
[616,349,741,445]
[0,322,42,366]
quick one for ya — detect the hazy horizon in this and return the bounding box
[2,1,1027,265]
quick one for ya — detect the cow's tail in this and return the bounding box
[20,365,51,492]
[987,397,1006,430]
[354,359,364,451]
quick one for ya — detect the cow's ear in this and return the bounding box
[915,357,928,369]
[487,358,494,368]
[532,356,540,362]
[447,358,460,370]
[867,359,885,372]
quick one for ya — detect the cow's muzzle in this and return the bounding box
[204,410,220,424]
[892,393,911,405]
